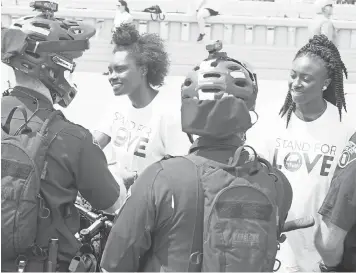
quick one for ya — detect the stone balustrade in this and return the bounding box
[2,0,356,20]
[2,6,356,82]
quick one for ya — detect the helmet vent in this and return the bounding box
[28,34,46,41]
[201,88,221,93]
[204,73,221,78]
[23,16,34,20]
[32,23,50,30]
[235,79,247,87]
[70,28,84,35]
[228,65,242,71]
[13,23,23,28]
[193,66,200,71]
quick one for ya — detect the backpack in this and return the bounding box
[143,5,166,21]
[1,105,63,261]
[184,145,293,272]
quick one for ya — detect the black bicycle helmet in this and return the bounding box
[1,5,96,107]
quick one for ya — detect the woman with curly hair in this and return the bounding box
[247,35,354,271]
[94,24,190,195]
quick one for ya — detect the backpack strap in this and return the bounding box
[1,105,30,135]
[184,154,205,272]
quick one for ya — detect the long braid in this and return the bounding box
[280,35,347,126]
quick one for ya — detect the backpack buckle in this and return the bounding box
[16,257,27,273]
[189,251,203,265]
[273,258,281,272]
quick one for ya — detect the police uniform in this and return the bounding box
[1,86,120,271]
[319,132,356,271]
[100,136,291,272]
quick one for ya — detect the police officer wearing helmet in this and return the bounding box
[100,41,292,272]
[1,2,120,271]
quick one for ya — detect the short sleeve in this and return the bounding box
[94,104,115,138]
[162,110,191,157]
[319,165,356,232]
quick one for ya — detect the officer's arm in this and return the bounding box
[76,132,120,211]
[92,130,111,150]
[100,162,163,272]
[314,218,347,267]
[315,166,356,267]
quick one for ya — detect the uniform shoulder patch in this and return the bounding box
[338,140,356,169]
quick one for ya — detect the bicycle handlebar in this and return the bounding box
[75,203,114,243]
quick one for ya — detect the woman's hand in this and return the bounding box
[120,168,138,191]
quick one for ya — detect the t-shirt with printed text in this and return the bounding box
[96,90,191,176]
[246,101,354,271]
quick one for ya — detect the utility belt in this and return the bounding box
[2,238,63,272]
[2,237,95,272]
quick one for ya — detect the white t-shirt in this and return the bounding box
[96,90,191,176]
[113,11,133,28]
[246,101,354,271]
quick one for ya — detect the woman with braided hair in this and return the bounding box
[247,35,354,271]
[280,35,347,127]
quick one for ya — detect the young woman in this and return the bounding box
[112,0,133,32]
[247,35,354,271]
[94,24,191,196]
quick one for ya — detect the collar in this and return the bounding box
[189,135,244,154]
[10,86,54,110]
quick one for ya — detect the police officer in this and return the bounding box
[315,132,356,272]
[1,5,120,272]
[100,41,292,272]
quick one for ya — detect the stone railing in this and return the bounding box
[2,6,356,82]
[2,0,356,20]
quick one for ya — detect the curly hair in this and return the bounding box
[279,34,347,127]
[112,24,170,87]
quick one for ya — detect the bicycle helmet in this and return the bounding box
[181,40,258,139]
[1,6,96,107]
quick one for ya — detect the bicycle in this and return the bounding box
[69,203,114,272]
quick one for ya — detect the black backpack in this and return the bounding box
[2,106,63,261]
[143,5,165,21]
